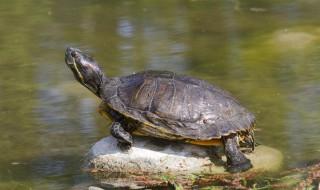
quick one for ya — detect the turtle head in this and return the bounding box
[65,47,104,97]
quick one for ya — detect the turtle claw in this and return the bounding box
[117,142,132,152]
[226,158,252,173]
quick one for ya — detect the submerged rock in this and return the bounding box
[84,136,283,189]
[271,30,316,51]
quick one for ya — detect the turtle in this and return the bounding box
[64,47,256,173]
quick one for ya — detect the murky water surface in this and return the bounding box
[1,0,320,189]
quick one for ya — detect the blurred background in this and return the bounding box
[1,0,320,189]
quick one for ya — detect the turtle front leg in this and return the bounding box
[223,134,252,173]
[110,122,133,151]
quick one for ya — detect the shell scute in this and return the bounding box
[102,71,255,140]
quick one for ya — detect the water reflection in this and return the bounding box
[117,15,189,74]
[118,17,135,38]
[287,82,320,167]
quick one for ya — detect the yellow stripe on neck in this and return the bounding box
[73,58,85,83]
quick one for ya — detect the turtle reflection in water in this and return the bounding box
[64,47,255,173]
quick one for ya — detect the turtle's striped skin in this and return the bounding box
[65,47,255,173]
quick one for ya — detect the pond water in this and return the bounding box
[1,0,320,189]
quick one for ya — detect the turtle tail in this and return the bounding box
[238,124,255,152]
[248,128,255,151]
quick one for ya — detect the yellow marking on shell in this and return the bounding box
[99,101,255,146]
[169,73,176,112]
[132,130,145,136]
[135,80,147,100]
[186,139,222,146]
[148,79,158,111]
[132,120,177,139]
[98,102,171,136]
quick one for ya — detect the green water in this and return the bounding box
[1,0,320,189]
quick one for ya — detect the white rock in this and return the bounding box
[88,186,104,190]
[85,136,283,188]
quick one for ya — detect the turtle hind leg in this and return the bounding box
[110,122,133,151]
[223,134,252,173]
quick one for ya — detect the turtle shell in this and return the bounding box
[101,70,255,141]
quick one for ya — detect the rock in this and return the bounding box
[88,186,105,190]
[271,30,316,51]
[84,136,283,189]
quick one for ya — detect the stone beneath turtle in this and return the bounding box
[65,47,256,173]
[84,136,283,189]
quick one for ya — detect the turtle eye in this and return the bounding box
[71,51,76,57]
[71,51,80,59]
